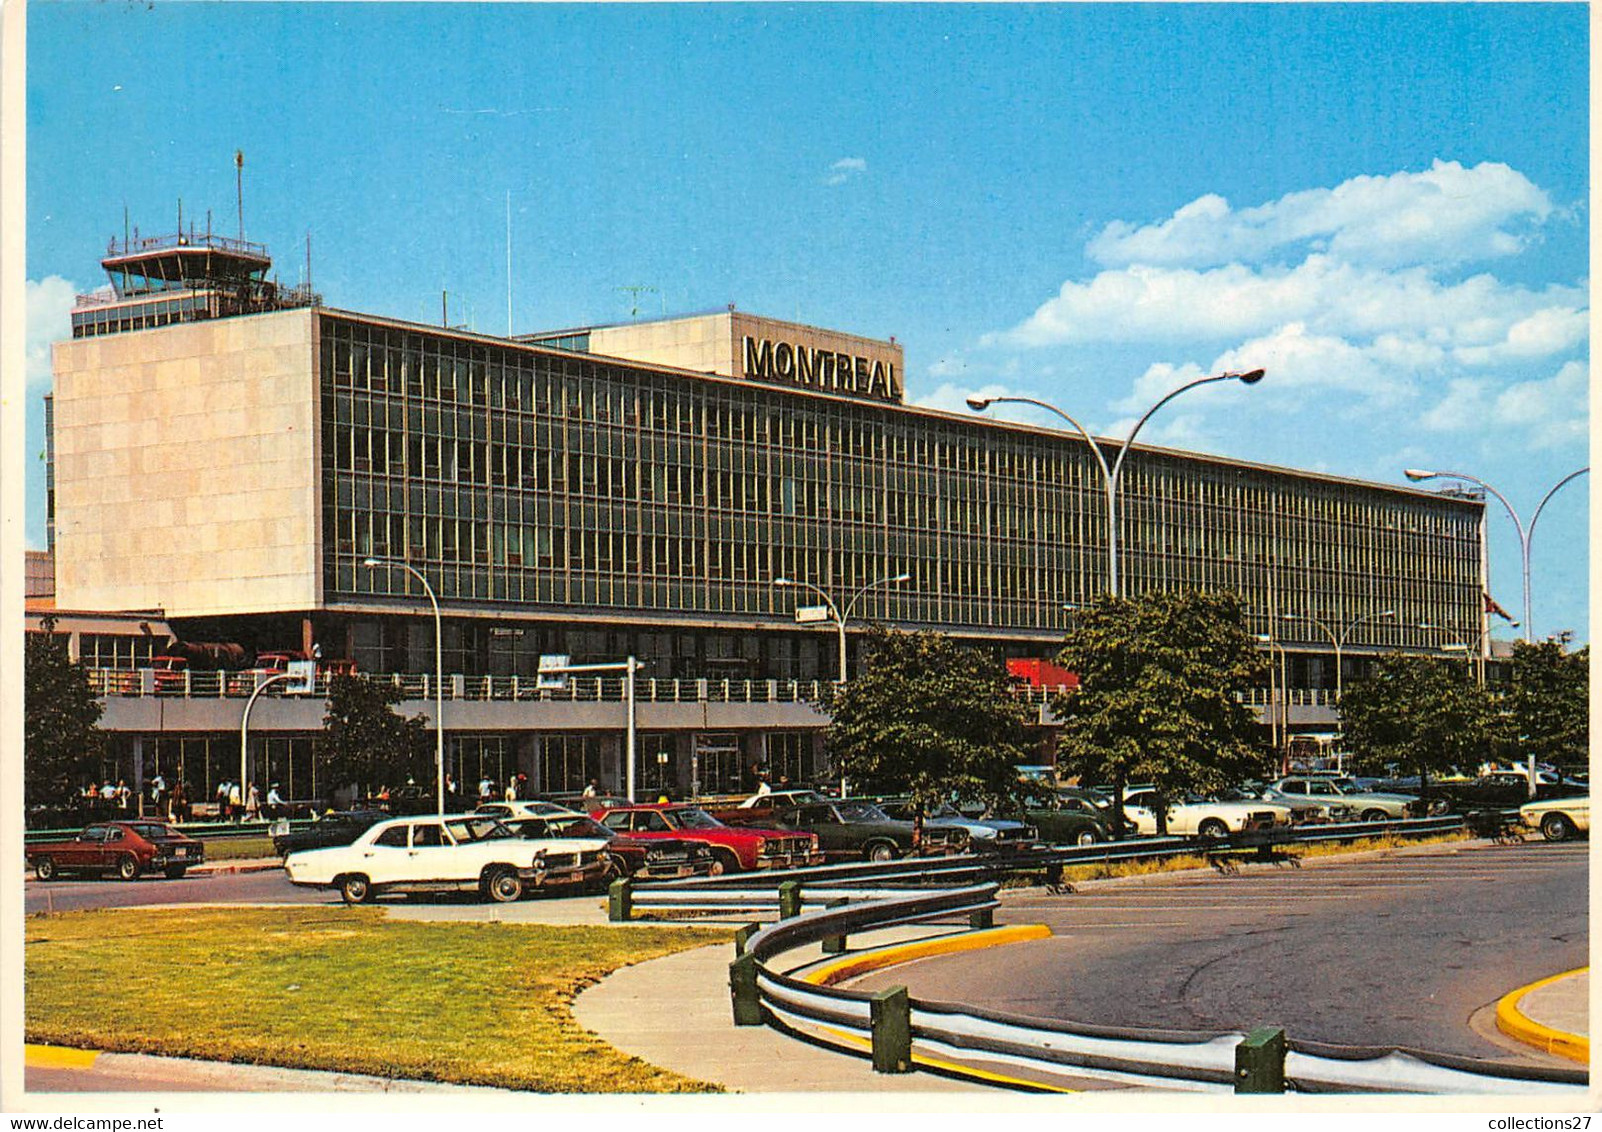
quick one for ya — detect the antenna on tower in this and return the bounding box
[618,284,658,321]
[506,191,513,336]
[235,150,245,241]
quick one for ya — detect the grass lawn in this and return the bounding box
[26,906,727,1093]
[198,836,276,861]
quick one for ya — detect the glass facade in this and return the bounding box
[320,311,1484,675]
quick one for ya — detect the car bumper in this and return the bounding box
[754,852,826,868]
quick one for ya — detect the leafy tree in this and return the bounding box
[827,627,1031,832]
[25,616,106,810]
[1053,591,1268,836]
[1506,641,1588,774]
[1339,653,1496,801]
[319,674,432,800]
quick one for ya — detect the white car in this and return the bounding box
[284,813,609,904]
[1122,789,1293,839]
[1518,796,1590,843]
[474,800,582,821]
[1269,775,1417,821]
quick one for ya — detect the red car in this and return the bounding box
[26,821,205,881]
[592,804,821,874]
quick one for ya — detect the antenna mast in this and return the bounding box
[618,284,658,321]
[506,191,513,336]
[235,150,244,241]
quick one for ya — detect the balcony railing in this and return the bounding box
[85,668,1341,709]
[86,668,836,706]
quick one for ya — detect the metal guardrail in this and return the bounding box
[730,877,1588,1095]
[614,815,1471,917]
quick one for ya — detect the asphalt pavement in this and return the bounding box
[21,837,1591,1095]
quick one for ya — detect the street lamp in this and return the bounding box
[773,572,912,683]
[1281,609,1395,707]
[967,369,1263,597]
[362,556,446,815]
[1404,466,1588,642]
[240,672,294,822]
[1253,634,1290,766]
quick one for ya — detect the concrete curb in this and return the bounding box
[1495,968,1590,1064]
[799,923,1053,987]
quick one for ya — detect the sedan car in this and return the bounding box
[593,804,821,873]
[1016,789,1115,846]
[1519,796,1590,842]
[502,812,715,880]
[27,821,205,881]
[1268,775,1418,821]
[769,800,968,862]
[270,810,390,857]
[878,800,1040,852]
[1121,790,1292,839]
[284,813,609,904]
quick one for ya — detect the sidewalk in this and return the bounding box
[1496,968,1589,1064]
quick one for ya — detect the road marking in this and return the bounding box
[25,1045,99,1069]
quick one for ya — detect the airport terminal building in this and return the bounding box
[42,230,1489,801]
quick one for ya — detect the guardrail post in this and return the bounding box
[729,952,763,1026]
[821,898,850,953]
[778,880,803,919]
[1234,1026,1286,1093]
[870,985,913,1073]
[968,905,994,930]
[733,921,760,956]
[607,877,632,922]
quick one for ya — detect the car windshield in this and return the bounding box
[445,817,512,842]
[836,802,890,822]
[669,808,726,830]
[547,816,611,839]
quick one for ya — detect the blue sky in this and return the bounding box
[24,3,1590,642]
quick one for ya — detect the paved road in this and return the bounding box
[852,839,1587,1062]
[24,865,317,914]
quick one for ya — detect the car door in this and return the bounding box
[793,805,848,854]
[408,820,470,881]
[98,825,132,871]
[361,824,413,883]
[61,826,106,869]
[1122,793,1160,834]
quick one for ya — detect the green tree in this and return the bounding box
[1053,591,1268,836]
[827,628,1032,829]
[25,616,106,811]
[1506,640,1589,774]
[1339,653,1496,801]
[320,674,432,800]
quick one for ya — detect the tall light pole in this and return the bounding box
[968,369,1264,598]
[240,672,294,821]
[773,572,912,683]
[1252,634,1290,767]
[363,556,446,815]
[1404,467,1588,642]
[1281,609,1395,708]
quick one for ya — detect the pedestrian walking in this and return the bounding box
[245,782,261,821]
[229,781,243,821]
[266,783,285,819]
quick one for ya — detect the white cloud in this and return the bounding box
[1420,361,1588,448]
[991,256,1584,355]
[824,157,867,186]
[1087,160,1552,270]
[27,276,78,392]
[1453,307,1589,367]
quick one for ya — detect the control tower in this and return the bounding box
[71,225,318,339]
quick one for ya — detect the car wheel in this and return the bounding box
[864,841,898,862]
[1361,809,1390,823]
[116,854,140,881]
[164,865,187,879]
[1074,829,1102,847]
[34,857,56,882]
[1197,819,1229,840]
[711,849,740,875]
[1540,813,1575,843]
[339,873,373,905]
[484,867,524,903]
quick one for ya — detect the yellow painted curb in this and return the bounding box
[1495,967,1590,1064]
[25,1044,100,1069]
[800,923,1053,987]
[810,1023,1077,1092]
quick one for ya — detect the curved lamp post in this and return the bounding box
[968,369,1264,597]
[773,572,911,683]
[1404,467,1588,642]
[240,672,294,821]
[362,556,446,815]
[1281,609,1395,708]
